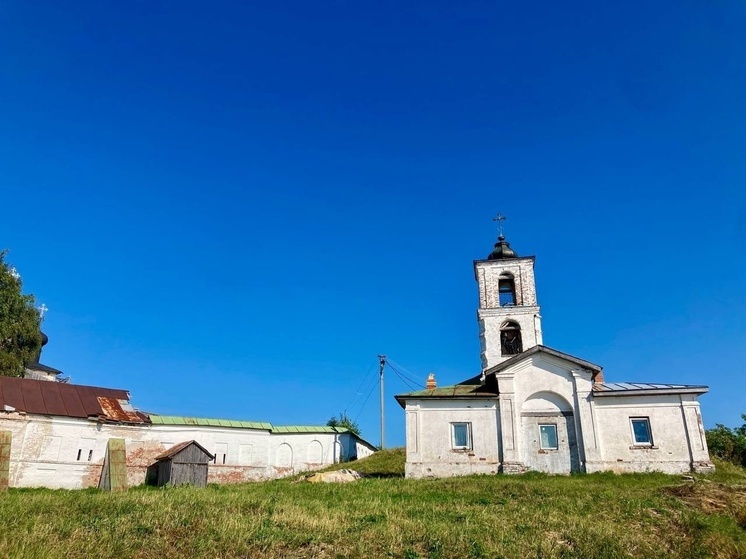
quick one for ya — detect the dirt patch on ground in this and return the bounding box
[666,482,746,527]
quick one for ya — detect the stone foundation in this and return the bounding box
[500,461,529,474]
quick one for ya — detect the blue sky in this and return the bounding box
[1,1,744,447]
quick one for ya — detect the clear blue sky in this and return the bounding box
[1,1,744,447]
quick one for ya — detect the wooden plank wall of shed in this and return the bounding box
[156,461,172,487]
[172,444,213,465]
[170,463,209,487]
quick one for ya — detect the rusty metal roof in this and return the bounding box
[0,377,149,424]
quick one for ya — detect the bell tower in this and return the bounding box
[474,215,542,370]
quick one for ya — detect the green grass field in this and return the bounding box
[1,449,744,559]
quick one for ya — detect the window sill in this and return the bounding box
[629,445,658,450]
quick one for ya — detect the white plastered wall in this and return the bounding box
[0,413,371,489]
[589,393,711,473]
[404,398,500,479]
[496,354,594,473]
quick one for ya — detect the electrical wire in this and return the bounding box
[386,360,425,389]
[352,374,379,423]
[345,363,377,414]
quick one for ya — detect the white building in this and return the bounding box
[396,233,713,477]
[0,376,375,489]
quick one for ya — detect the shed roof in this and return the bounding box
[0,377,149,424]
[155,440,215,461]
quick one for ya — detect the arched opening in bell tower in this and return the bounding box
[500,321,523,355]
[498,272,517,306]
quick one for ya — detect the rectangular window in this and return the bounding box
[451,422,472,450]
[539,424,558,450]
[631,418,652,445]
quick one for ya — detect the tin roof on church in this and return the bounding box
[394,384,499,408]
[483,345,603,375]
[592,382,708,396]
[0,376,149,424]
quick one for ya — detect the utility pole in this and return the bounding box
[378,354,386,450]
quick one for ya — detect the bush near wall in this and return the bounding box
[706,414,746,467]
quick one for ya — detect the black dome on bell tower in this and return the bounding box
[488,236,518,260]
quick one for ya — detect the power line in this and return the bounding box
[386,360,425,389]
[345,364,377,415]
[387,364,421,391]
[352,374,379,423]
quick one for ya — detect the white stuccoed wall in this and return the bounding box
[0,413,375,489]
[588,394,712,473]
[401,351,712,477]
[403,398,500,479]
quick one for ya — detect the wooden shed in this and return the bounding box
[147,440,214,487]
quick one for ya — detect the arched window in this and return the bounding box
[498,273,516,306]
[500,321,522,355]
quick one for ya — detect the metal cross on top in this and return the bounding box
[493,212,507,238]
[37,304,48,318]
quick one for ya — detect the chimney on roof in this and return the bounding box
[426,373,436,390]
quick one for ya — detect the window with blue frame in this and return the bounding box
[631,418,652,445]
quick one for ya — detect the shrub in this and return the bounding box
[706,414,746,467]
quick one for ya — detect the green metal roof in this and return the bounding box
[394,384,499,409]
[148,415,273,431]
[271,425,349,434]
[147,415,352,434]
[397,384,498,398]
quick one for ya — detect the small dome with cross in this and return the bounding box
[488,236,518,260]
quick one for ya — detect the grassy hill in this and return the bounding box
[0,450,744,559]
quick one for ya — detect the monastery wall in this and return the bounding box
[0,413,369,489]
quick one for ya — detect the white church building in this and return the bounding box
[396,232,714,478]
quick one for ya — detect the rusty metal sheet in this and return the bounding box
[0,377,148,423]
[97,397,147,423]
